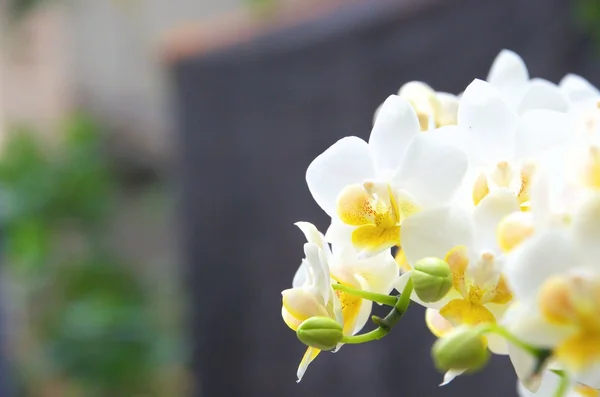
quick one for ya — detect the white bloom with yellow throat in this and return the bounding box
[503,193,600,391]
[306,95,468,258]
[282,222,398,381]
[373,81,459,131]
[395,189,522,362]
[429,77,572,212]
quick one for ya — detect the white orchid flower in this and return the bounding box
[373,81,459,131]
[395,190,521,365]
[503,194,600,390]
[282,222,398,381]
[430,78,572,211]
[306,95,468,257]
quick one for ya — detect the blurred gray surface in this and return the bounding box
[172,0,599,396]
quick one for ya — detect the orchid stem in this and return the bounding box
[552,370,570,397]
[484,325,540,357]
[332,283,397,306]
[482,324,552,374]
[341,279,413,344]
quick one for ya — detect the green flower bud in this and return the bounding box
[296,317,343,351]
[432,326,490,373]
[411,257,453,303]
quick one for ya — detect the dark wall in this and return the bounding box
[171,0,597,396]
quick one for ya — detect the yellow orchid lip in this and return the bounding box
[336,182,412,254]
[538,275,600,372]
[471,161,536,211]
[434,246,513,331]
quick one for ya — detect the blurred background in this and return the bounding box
[0,0,600,396]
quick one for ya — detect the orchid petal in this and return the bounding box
[517,78,569,114]
[401,205,473,266]
[306,137,374,217]
[504,230,576,302]
[394,134,468,207]
[472,189,520,253]
[369,95,420,174]
[458,79,518,165]
[559,74,600,104]
[487,49,529,104]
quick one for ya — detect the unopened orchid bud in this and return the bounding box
[411,257,453,303]
[296,317,343,351]
[432,326,490,373]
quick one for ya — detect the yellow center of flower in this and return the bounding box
[433,247,512,333]
[497,211,535,253]
[472,161,536,211]
[334,287,363,335]
[399,82,443,131]
[538,275,600,371]
[336,182,418,255]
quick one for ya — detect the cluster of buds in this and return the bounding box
[281,49,600,396]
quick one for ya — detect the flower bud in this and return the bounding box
[411,257,453,303]
[296,317,343,351]
[432,326,490,373]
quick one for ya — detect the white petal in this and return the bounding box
[487,49,529,103]
[503,302,574,348]
[472,189,520,253]
[572,194,600,270]
[575,365,600,389]
[292,262,308,288]
[515,110,573,159]
[295,222,326,247]
[440,369,465,386]
[517,78,569,114]
[394,134,468,207]
[306,137,374,217]
[487,333,509,355]
[504,230,577,302]
[341,250,399,295]
[296,347,320,382]
[401,205,473,266]
[559,74,600,104]
[304,243,331,303]
[325,220,354,247]
[425,125,470,154]
[458,79,518,165]
[517,370,562,397]
[511,345,541,393]
[369,95,420,174]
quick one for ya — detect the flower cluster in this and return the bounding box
[281,49,600,397]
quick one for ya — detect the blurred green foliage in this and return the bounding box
[0,116,181,396]
[576,0,600,47]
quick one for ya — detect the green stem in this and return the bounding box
[482,324,552,374]
[552,370,570,397]
[483,325,540,357]
[332,283,397,306]
[341,279,413,344]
